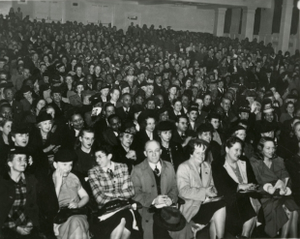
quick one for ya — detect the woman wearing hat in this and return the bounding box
[250,137,299,238]
[0,148,42,239]
[231,125,254,159]
[165,85,179,108]
[38,149,90,239]
[177,139,226,239]
[27,111,61,174]
[20,85,36,113]
[156,120,184,171]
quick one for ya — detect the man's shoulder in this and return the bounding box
[132,160,148,172]
[162,160,175,169]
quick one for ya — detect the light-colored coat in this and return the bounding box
[176,159,214,222]
[131,159,178,239]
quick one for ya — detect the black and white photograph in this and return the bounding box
[0,0,299,238]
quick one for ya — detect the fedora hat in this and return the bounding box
[153,206,186,231]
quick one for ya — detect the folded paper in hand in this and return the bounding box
[98,204,131,221]
[202,196,223,204]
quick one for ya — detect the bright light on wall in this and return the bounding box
[298,0,300,10]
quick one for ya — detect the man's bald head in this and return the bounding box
[144,140,161,164]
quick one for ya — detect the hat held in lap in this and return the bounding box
[153,206,186,231]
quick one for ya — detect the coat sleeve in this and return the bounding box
[165,164,178,204]
[131,167,155,207]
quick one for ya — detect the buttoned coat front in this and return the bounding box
[131,159,178,239]
[176,159,214,222]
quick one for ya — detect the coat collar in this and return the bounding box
[140,159,170,194]
[223,159,248,184]
[187,159,212,187]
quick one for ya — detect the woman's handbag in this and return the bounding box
[53,206,89,224]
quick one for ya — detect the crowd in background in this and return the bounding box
[1,7,300,239]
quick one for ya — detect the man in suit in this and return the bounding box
[176,139,226,239]
[131,140,178,239]
[100,114,121,147]
[187,104,200,136]
[93,103,115,140]
[116,93,133,123]
[260,68,278,91]
[172,115,192,147]
[3,87,23,124]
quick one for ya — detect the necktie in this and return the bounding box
[107,168,114,178]
[154,165,160,176]
[181,133,186,141]
[199,166,202,181]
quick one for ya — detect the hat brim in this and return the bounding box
[153,210,186,231]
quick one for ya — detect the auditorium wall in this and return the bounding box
[0,1,12,17]
[10,0,299,53]
[11,0,215,33]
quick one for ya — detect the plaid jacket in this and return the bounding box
[88,162,135,208]
[3,174,27,229]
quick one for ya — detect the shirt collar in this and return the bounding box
[102,161,115,173]
[146,130,153,139]
[148,160,162,172]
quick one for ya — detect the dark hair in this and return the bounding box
[225,136,244,149]
[7,152,28,163]
[121,93,131,100]
[186,138,208,156]
[94,144,112,156]
[0,117,12,127]
[79,127,95,138]
[175,115,188,123]
[107,114,119,124]
[172,98,181,106]
[104,102,114,112]
[237,119,249,128]
[285,101,295,112]
[69,110,83,121]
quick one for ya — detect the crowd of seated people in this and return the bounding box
[0,7,300,239]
